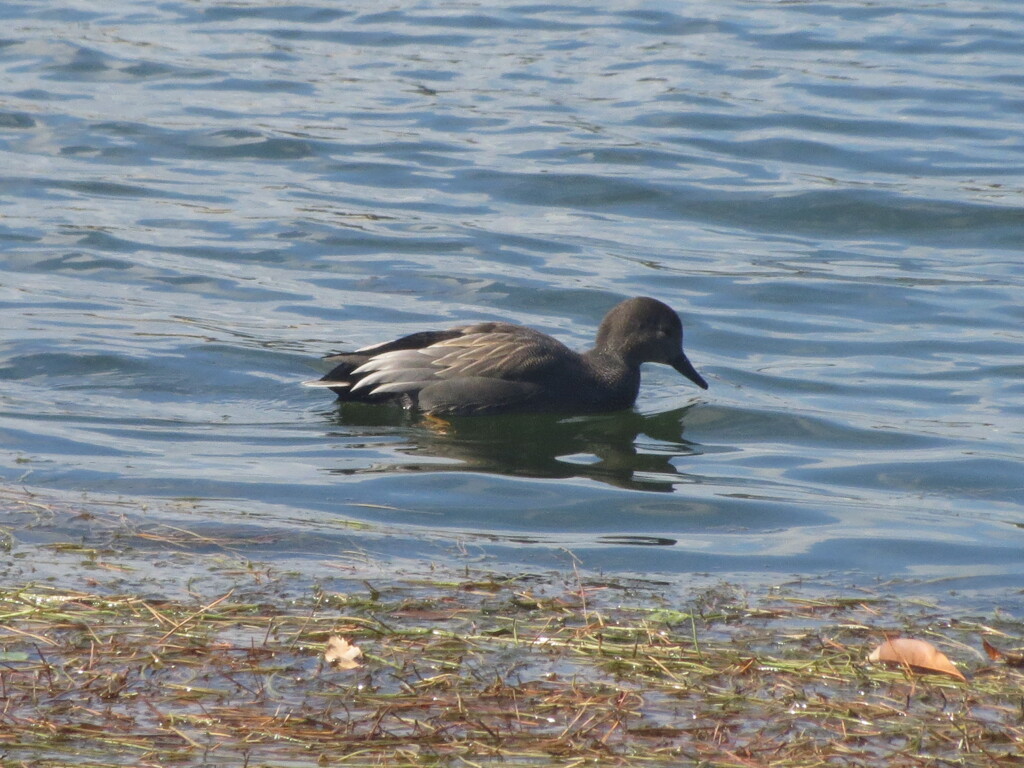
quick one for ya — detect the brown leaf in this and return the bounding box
[982,638,1024,667]
[324,636,362,670]
[868,638,966,682]
[982,637,1004,661]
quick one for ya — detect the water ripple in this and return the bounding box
[1,0,1022,596]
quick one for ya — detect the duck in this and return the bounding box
[304,296,708,416]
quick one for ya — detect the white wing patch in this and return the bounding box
[302,379,350,388]
[347,333,528,395]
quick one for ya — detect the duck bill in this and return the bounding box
[671,352,709,390]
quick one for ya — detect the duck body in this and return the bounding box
[306,297,708,416]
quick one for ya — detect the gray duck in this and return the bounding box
[305,296,708,416]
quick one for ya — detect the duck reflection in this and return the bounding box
[323,404,705,492]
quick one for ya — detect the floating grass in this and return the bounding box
[1,487,1023,766]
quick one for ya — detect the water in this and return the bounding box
[2,1,1023,602]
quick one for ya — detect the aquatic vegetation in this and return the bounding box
[1,527,1022,765]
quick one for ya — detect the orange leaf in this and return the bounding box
[324,636,363,670]
[982,638,1024,667]
[982,637,1004,661]
[868,638,966,682]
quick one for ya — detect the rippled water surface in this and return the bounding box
[3,1,1023,600]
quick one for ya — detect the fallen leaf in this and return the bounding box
[868,638,966,682]
[982,638,1024,667]
[324,636,362,670]
[982,637,1003,661]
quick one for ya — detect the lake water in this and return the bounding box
[2,1,1023,604]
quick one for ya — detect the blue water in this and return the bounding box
[2,1,1023,600]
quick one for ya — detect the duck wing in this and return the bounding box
[348,322,574,396]
[306,322,577,408]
